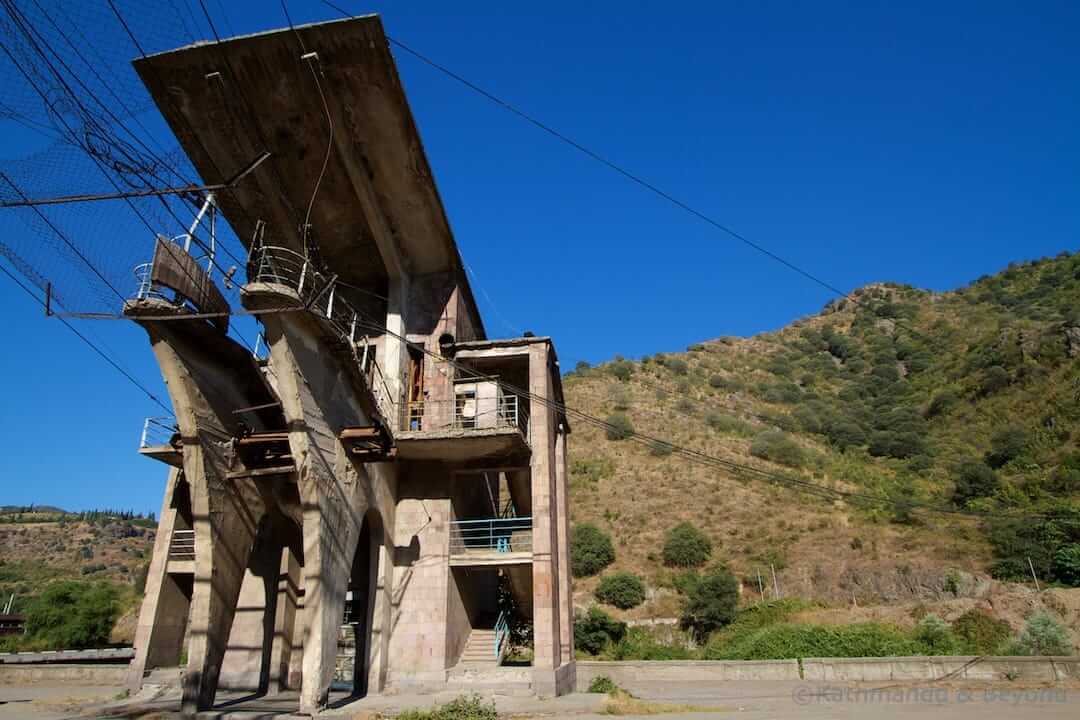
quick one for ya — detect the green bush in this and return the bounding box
[1008,611,1073,656]
[950,610,1012,654]
[978,366,1010,396]
[912,614,960,654]
[951,461,999,507]
[824,419,867,450]
[750,430,805,467]
[574,607,627,655]
[23,581,120,650]
[595,572,646,609]
[571,457,615,486]
[868,430,926,460]
[706,412,752,436]
[605,413,634,441]
[609,627,695,660]
[571,524,615,577]
[587,675,618,693]
[707,622,921,660]
[649,440,674,457]
[662,523,712,568]
[681,566,739,641]
[985,425,1028,469]
[609,360,634,382]
[1053,544,1080,586]
[398,694,496,720]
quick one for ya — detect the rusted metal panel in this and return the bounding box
[150,237,230,333]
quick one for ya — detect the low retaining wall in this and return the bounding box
[577,659,801,687]
[802,655,1080,682]
[0,662,130,685]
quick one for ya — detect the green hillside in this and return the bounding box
[564,250,1080,608]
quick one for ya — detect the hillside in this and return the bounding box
[563,250,1080,618]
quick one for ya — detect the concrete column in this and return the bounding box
[528,343,562,693]
[257,310,397,714]
[131,324,274,714]
[554,428,574,663]
[127,467,187,691]
[269,546,303,692]
[383,276,410,421]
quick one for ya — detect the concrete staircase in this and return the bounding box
[457,628,499,666]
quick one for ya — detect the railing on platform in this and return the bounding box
[494,610,510,661]
[449,517,533,555]
[139,416,179,450]
[168,530,195,561]
[248,240,399,425]
[403,393,529,442]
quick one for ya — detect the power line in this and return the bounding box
[0,258,171,414]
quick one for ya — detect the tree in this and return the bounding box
[1052,544,1080,586]
[750,430,805,467]
[681,566,739,641]
[574,607,627,655]
[662,522,712,568]
[24,582,119,650]
[978,366,1010,396]
[952,461,999,507]
[595,572,646,609]
[605,413,634,441]
[570,523,615,577]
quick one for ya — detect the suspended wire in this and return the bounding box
[0,258,172,413]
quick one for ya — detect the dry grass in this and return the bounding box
[601,688,723,715]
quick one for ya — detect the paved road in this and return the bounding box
[5,680,1080,718]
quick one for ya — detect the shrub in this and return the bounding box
[912,614,959,654]
[985,425,1027,469]
[1009,611,1073,656]
[978,366,1010,396]
[951,610,1012,654]
[649,440,674,457]
[398,694,496,720]
[595,572,646,609]
[574,607,627,655]
[611,388,632,411]
[681,566,739,641]
[610,627,695,660]
[571,524,615,577]
[666,358,689,376]
[571,457,615,486]
[605,413,634,441]
[609,360,634,382]
[662,523,712,568]
[750,430,805,467]
[868,430,926,460]
[707,622,920,660]
[587,676,618,694]
[952,461,999,507]
[705,412,752,436]
[23,581,120,650]
[824,419,867,450]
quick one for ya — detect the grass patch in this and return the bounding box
[602,688,718,716]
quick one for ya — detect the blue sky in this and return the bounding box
[0,0,1077,513]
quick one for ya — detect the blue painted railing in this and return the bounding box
[449,517,533,554]
[494,610,510,660]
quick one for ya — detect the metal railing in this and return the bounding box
[494,610,510,661]
[403,393,529,441]
[449,517,533,555]
[248,240,398,425]
[168,530,195,561]
[139,416,179,450]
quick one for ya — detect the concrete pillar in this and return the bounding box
[269,546,303,692]
[256,309,397,714]
[554,428,574,663]
[127,467,188,691]
[383,276,410,422]
[528,343,562,693]
[130,323,275,714]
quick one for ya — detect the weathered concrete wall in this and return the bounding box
[577,660,801,687]
[0,664,130,685]
[802,655,1080,682]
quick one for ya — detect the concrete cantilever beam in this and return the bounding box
[244,287,397,713]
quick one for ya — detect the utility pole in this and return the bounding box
[1027,557,1041,592]
[771,564,781,599]
[757,570,764,600]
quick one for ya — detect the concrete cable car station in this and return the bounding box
[123,14,575,714]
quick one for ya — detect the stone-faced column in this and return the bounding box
[554,427,574,665]
[528,343,563,694]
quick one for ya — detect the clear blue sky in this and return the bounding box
[0,0,1077,513]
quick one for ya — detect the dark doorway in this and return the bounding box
[343,511,382,696]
